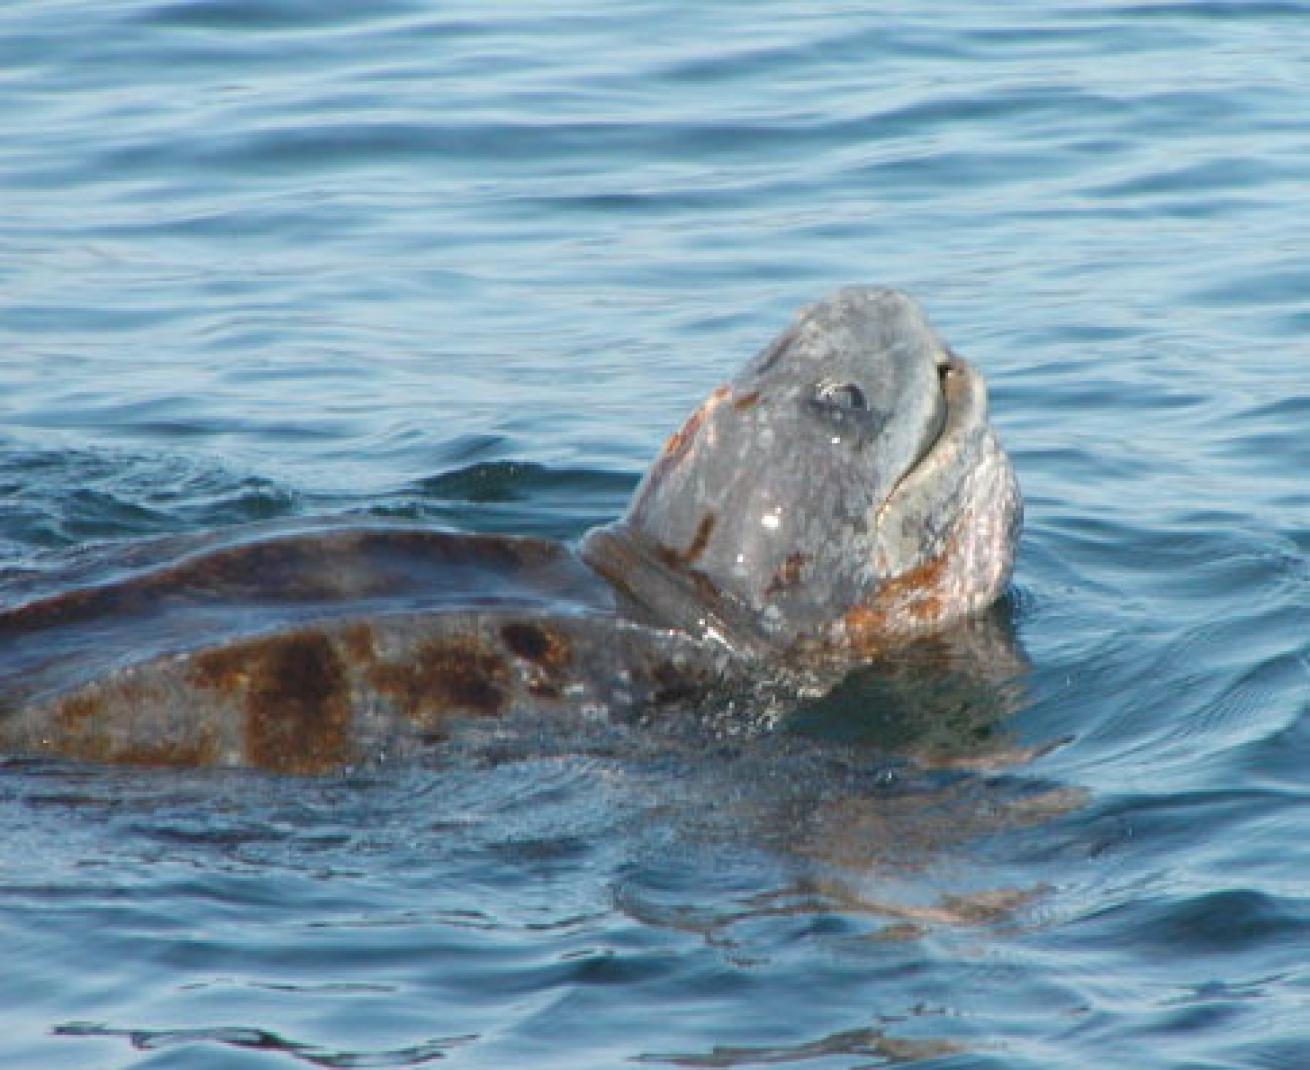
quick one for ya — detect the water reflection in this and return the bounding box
[786,602,1036,762]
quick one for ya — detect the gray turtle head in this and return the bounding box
[581,287,1021,659]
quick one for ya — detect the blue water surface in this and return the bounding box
[1,2,1308,1067]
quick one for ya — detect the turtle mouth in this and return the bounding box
[890,350,971,488]
[878,349,987,516]
[935,350,981,432]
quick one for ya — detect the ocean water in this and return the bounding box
[1,1,1307,1067]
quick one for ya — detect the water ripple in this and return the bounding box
[56,1021,475,1068]
[1,1,1307,1066]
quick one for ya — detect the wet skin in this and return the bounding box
[0,288,1021,772]
[582,287,1021,656]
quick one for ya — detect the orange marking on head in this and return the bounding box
[840,532,960,653]
[766,551,808,595]
[657,385,729,462]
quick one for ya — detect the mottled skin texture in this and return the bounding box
[0,287,1021,772]
[581,287,1021,657]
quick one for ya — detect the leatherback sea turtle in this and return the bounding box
[0,288,1021,773]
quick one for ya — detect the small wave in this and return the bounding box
[54,1020,476,1066]
[0,445,300,560]
[409,460,633,505]
[365,460,635,538]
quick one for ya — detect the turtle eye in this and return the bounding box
[813,380,868,411]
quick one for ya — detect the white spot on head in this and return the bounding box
[761,512,781,531]
[831,436,842,445]
[702,625,735,651]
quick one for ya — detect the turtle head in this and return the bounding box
[581,287,1021,659]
